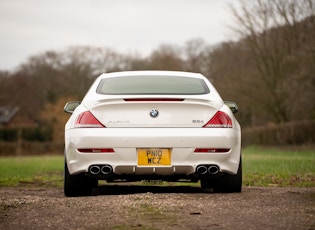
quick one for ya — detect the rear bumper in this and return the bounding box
[65,127,241,178]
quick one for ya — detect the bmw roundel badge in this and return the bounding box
[150,108,159,118]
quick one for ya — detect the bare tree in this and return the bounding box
[229,0,315,123]
[147,44,184,70]
[183,38,210,74]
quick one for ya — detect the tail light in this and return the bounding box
[203,111,232,128]
[75,111,105,128]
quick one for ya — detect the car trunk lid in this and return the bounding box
[87,96,222,128]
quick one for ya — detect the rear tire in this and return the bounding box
[200,158,242,193]
[214,158,242,193]
[64,160,97,197]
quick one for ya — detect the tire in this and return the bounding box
[214,158,242,193]
[64,160,97,197]
[200,158,242,193]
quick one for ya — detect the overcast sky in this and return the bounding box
[0,0,236,71]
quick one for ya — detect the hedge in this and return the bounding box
[0,141,64,156]
[242,120,315,146]
[0,127,52,142]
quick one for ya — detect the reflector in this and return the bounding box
[78,148,114,153]
[194,148,230,153]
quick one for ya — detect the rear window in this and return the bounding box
[96,75,210,95]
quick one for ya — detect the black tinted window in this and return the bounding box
[96,76,210,95]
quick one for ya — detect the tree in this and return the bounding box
[40,97,76,142]
[183,38,210,74]
[229,0,315,123]
[146,44,184,70]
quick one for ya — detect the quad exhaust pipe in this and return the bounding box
[196,165,220,175]
[89,165,101,175]
[196,165,208,175]
[89,165,113,175]
[101,165,113,175]
[208,165,219,174]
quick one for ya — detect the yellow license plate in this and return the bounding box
[137,148,171,166]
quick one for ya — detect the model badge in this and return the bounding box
[150,108,159,118]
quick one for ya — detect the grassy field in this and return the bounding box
[0,155,63,187]
[0,146,314,188]
[242,146,314,187]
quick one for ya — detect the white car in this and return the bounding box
[64,71,241,196]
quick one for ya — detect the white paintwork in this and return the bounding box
[64,71,241,178]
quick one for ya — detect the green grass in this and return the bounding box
[0,146,314,188]
[242,146,315,187]
[0,155,63,187]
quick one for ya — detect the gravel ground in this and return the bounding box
[0,185,314,230]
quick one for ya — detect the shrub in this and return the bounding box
[0,128,17,141]
[242,120,315,146]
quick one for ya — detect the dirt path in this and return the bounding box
[1,185,314,230]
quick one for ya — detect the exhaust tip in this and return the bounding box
[196,165,208,175]
[89,165,101,175]
[101,165,113,175]
[208,165,219,174]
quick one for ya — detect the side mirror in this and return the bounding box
[64,101,81,114]
[224,101,238,114]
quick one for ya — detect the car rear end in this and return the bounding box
[64,71,241,196]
